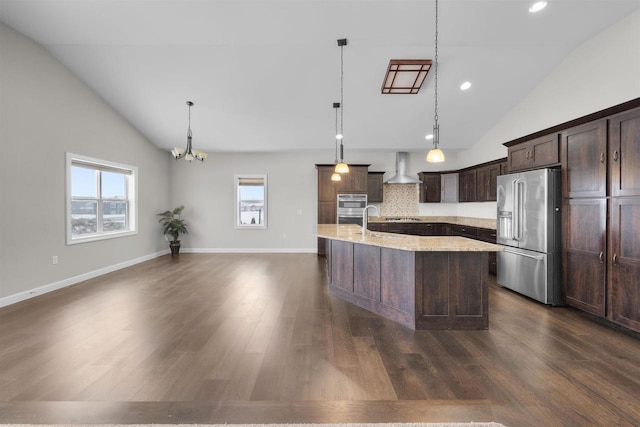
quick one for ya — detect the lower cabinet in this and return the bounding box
[368,222,497,275]
[562,198,607,316]
[608,197,640,331]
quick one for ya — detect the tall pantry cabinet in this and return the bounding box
[561,107,640,332]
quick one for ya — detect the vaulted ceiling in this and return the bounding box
[1,0,639,155]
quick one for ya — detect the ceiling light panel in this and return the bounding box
[381,59,432,94]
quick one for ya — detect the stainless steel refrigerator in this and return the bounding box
[496,168,563,305]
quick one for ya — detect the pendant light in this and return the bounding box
[171,101,208,162]
[331,102,342,182]
[426,0,445,163]
[335,38,349,174]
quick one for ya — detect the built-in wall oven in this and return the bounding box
[337,193,367,225]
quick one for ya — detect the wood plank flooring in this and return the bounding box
[1,253,639,426]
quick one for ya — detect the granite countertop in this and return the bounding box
[368,216,497,230]
[317,224,503,253]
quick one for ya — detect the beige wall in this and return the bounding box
[0,23,171,303]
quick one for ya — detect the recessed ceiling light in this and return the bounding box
[425,134,434,140]
[529,1,547,13]
[460,81,472,91]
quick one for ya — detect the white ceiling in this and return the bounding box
[1,0,639,155]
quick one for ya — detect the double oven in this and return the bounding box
[337,193,367,225]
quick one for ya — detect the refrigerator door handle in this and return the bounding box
[514,179,524,241]
[503,248,545,261]
[512,179,518,241]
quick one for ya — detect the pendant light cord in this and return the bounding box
[335,105,339,163]
[340,44,344,141]
[434,0,439,129]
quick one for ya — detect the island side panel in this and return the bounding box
[353,243,382,301]
[417,251,489,330]
[419,252,450,317]
[380,248,416,328]
[450,252,489,329]
[330,240,354,292]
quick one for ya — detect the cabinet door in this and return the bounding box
[317,166,337,202]
[561,120,607,198]
[562,198,607,316]
[367,172,384,202]
[318,201,336,224]
[508,143,531,172]
[487,163,502,201]
[609,108,640,197]
[419,173,441,203]
[609,197,640,332]
[441,173,459,202]
[459,170,477,202]
[531,133,560,168]
[476,167,489,202]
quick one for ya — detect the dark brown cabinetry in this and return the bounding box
[508,133,560,172]
[335,166,368,194]
[367,172,384,203]
[418,172,441,203]
[609,197,640,331]
[609,108,640,197]
[562,198,607,316]
[561,120,608,199]
[476,161,504,202]
[458,170,477,202]
[476,228,498,275]
[316,164,370,255]
[560,106,640,332]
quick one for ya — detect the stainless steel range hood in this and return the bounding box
[384,152,422,184]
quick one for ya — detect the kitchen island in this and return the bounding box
[317,224,503,330]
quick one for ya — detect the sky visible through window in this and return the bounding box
[71,167,126,198]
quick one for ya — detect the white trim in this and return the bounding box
[66,152,139,245]
[184,247,317,254]
[234,174,268,229]
[0,250,168,308]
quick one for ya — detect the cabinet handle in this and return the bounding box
[600,152,605,163]
[599,251,604,263]
[613,150,619,162]
[613,253,618,265]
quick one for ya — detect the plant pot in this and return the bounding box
[169,240,181,256]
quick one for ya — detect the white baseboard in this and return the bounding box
[0,249,169,308]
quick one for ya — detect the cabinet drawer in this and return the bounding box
[452,224,478,239]
[476,228,497,243]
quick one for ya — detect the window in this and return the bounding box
[235,174,267,229]
[66,153,137,244]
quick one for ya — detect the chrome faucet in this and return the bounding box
[362,205,379,235]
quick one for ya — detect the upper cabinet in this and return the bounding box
[418,172,441,203]
[336,166,368,194]
[367,172,384,203]
[561,120,607,199]
[458,169,477,202]
[476,160,505,202]
[508,133,560,172]
[441,173,459,203]
[609,107,640,197]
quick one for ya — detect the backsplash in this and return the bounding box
[380,184,419,216]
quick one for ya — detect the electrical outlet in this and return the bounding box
[282,233,287,239]
[52,256,58,265]
[297,209,303,215]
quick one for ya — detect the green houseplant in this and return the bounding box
[157,205,189,256]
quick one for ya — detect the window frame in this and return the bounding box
[234,174,267,229]
[66,153,138,245]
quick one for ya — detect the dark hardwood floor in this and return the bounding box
[1,253,639,426]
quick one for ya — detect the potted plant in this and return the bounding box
[157,205,189,256]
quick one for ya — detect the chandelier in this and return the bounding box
[172,101,208,162]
